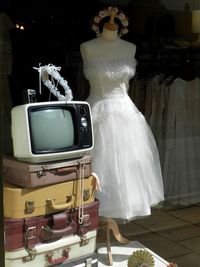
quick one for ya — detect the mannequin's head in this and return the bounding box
[92,6,128,37]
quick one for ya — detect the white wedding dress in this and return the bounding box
[82,38,164,221]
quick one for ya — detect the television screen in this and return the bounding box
[30,108,74,152]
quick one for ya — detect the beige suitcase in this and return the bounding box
[5,229,97,267]
[4,175,95,219]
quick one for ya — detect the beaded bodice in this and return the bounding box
[83,57,136,100]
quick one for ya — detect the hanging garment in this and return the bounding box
[163,77,200,205]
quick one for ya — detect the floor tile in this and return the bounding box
[134,209,188,232]
[118,221,149,237]
[167,206,200,223]
[169,252,200,267]
[158,224,200,242]
[179,236,200,254]
[153,201,188,212]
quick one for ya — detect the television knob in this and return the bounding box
[81,117,87,127]
[80,106,87,115]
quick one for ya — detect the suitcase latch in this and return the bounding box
[80,235,89,246]
[23,248,37,262]
[37,169,46,178]
[25,226,37,249]
[25,226,37,240]
[82,214,90,226]
[83,189,90,201]
[25,201,35,214]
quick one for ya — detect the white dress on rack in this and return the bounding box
[81,37,164,221]
[163,77,200,205]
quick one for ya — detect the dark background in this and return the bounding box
[1,0,192,104]
[1,0,140,104]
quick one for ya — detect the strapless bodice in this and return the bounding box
[83,57,136,100]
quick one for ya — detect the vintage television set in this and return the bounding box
[11,101,93,163]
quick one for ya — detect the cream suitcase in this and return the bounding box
[5,230,97,267]
[4,176,95,219]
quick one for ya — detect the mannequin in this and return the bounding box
[80,7,164,265]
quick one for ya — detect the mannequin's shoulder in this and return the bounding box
[120,39,136,54]
[80,38,105,62]
[80,38,98,53]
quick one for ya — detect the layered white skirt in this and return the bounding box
[88,94,164,221]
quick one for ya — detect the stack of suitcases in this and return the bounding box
[3,154,99,266]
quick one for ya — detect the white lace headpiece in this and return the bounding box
[33,64,73,101]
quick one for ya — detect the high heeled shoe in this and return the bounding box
[99,217,129,265]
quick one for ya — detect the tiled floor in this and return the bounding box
[97,202,200,267]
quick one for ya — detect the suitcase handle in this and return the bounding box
[51,166,77,176]
[46,196,75,210]
[47,247,70,264]
[40,225,74,241]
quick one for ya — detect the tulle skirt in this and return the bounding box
[87,94,164,221]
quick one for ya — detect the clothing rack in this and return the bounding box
[135,47,200,78]
[129,57,200,206]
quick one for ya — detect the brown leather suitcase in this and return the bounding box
[4,199,99,251]
[3,155,92,188]
[4,175,95,219]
